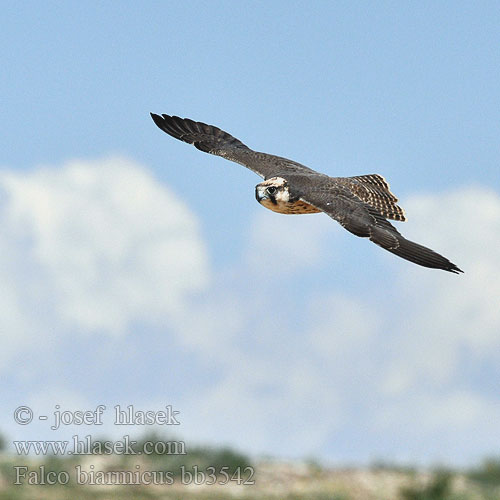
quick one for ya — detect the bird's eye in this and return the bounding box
[267,186,277,195]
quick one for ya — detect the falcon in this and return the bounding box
[151,113,463,274]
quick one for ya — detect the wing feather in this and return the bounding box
[334,175,406,222]
[299,183,463,273]
[151,113,317,179]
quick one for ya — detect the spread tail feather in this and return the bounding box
[339,174,407,222]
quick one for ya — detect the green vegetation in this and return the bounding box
[370,460,417,475]
[400,470,457,500]
[468,457,500,488]
[136,431,252,478]
[0,429,498,500]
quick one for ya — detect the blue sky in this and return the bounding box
[1,1,500,466]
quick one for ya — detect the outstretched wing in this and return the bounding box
[151,114,317,179]
[299,182,463,273]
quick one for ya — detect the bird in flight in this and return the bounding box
[151,113,463,274]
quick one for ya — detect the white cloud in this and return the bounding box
[174,185,500,463]
[308,293,379,358]
[178,355,343,458]
[2,165,499,466]
[374,391,491,434]
[380,187,500,394]
[0,157,209,368]
[244,210,337,276]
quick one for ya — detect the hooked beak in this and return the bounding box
[255,185,267,203]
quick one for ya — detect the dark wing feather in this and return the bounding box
[299,182,463,273]
[334,174,407,222]
[151,113,317,179]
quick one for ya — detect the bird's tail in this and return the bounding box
[340,174,407,222]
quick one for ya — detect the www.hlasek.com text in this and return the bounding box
[13,435,185,456]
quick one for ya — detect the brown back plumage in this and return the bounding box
[336,174,407,222]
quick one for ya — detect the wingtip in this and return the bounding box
[447,263,464,274]
[150,112,164,128]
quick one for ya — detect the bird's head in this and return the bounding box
[255,177,290,207]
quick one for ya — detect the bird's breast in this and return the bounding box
[259,198,322,214]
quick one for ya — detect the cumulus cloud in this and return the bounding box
[380,187,500,393]
[176,185,500,463]
[244,210,337,276]
[1,162,499,465]
[367,187,500,462]
[0,157,209,368]
[174,346,343,458]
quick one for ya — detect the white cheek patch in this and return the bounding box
[274,187,290,203]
